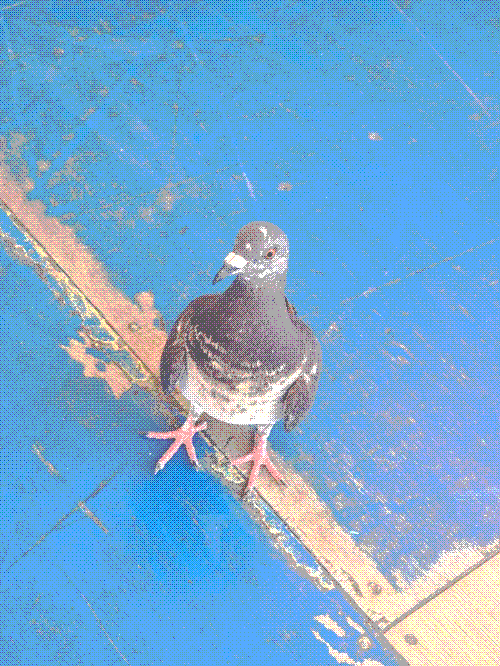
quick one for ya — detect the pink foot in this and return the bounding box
[146,415,207,474]
[231,434,286,495]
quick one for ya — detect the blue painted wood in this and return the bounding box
[0,215,399,664]
[1,0,498,663]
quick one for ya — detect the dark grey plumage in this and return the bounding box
[151,221,322,493]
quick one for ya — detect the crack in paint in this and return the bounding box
[77,502,109,534]
[5,472,119,570]
[32,443,61,477]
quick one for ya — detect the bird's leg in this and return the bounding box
[145,404,207,473]
[231,424,286,495]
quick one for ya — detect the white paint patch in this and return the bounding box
[312,630,384,666]
[392,537,500,598]
[224,252,248,269]
[314,614,346,637]
[259,226,267,237]
[345,616,364,633]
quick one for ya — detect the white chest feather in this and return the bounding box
[178,354,304,425]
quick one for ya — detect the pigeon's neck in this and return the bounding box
[224,274,288,311]
[237,268,287,290]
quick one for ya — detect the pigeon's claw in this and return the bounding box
[146,416,207,472]
[231,433,285,495]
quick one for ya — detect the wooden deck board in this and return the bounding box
[385,553,500,666]
[2,162,499,665]
[0,172,399,621]
[1,3,498,664]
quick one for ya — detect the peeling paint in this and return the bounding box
[312,629,385,666]
[0,151,167,380]
[2,148,495,633]
[392,538,500,598]
[247,499,336,592]
[1,151,396,621]
[77,501,109,533]
[314,613,346,637]
[32,443,61,477]
[0,225,66,306]
[62,333,132,399]
[345,616,365,633]
[205,441,336,591]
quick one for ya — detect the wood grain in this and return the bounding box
[0,167,401,622]
[2,164,498,664]
[385,553,500,666]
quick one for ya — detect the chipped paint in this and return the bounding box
[391,538,500,599]
[312,629,385,666]
[2,149,496,633]
[244,498,336,592]
[77,502,109,533]
[202,418,398,609]
[0,151,167,381]
[62,333,132,399]
[385,552,500,666]
[32,444,61,477]
[314,614,346,637]
[201,436,337,591]
[345,616,365,633]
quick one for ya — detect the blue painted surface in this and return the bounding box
[1,0,499,664]
[0,216,400,665]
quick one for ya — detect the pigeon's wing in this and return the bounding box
[284,295,297,318]
[160,294,219,395]
[283,319,322,432]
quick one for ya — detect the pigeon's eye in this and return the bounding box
[264,248,277,260]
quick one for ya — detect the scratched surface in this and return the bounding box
[0,213,401,666]
[0,1,499,664]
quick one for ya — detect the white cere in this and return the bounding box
[225,252,248,268]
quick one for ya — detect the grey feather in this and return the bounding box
[283,330,322,431]
[160,222,322,428]
[160,294,218,395]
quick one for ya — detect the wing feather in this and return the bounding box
[283,319,322,432]
[160,294,219,394]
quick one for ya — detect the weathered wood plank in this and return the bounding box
[1,162,497,651]
[0,163,401,621]
[385,553,500,666]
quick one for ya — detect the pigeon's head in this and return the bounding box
[213,221,289,286]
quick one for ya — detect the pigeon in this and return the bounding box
[146,221,321,494]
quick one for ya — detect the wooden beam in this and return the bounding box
[0,169,400,623]
[2,164,498,666]
[385,553,500,666]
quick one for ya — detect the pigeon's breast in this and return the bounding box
[179,353,305,425]
[181,286,308,423]
[186,309,305,375]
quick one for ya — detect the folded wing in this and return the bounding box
[160,294,219,395]
[283,317,322,432]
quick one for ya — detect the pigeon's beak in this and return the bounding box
[212,252,248,285]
